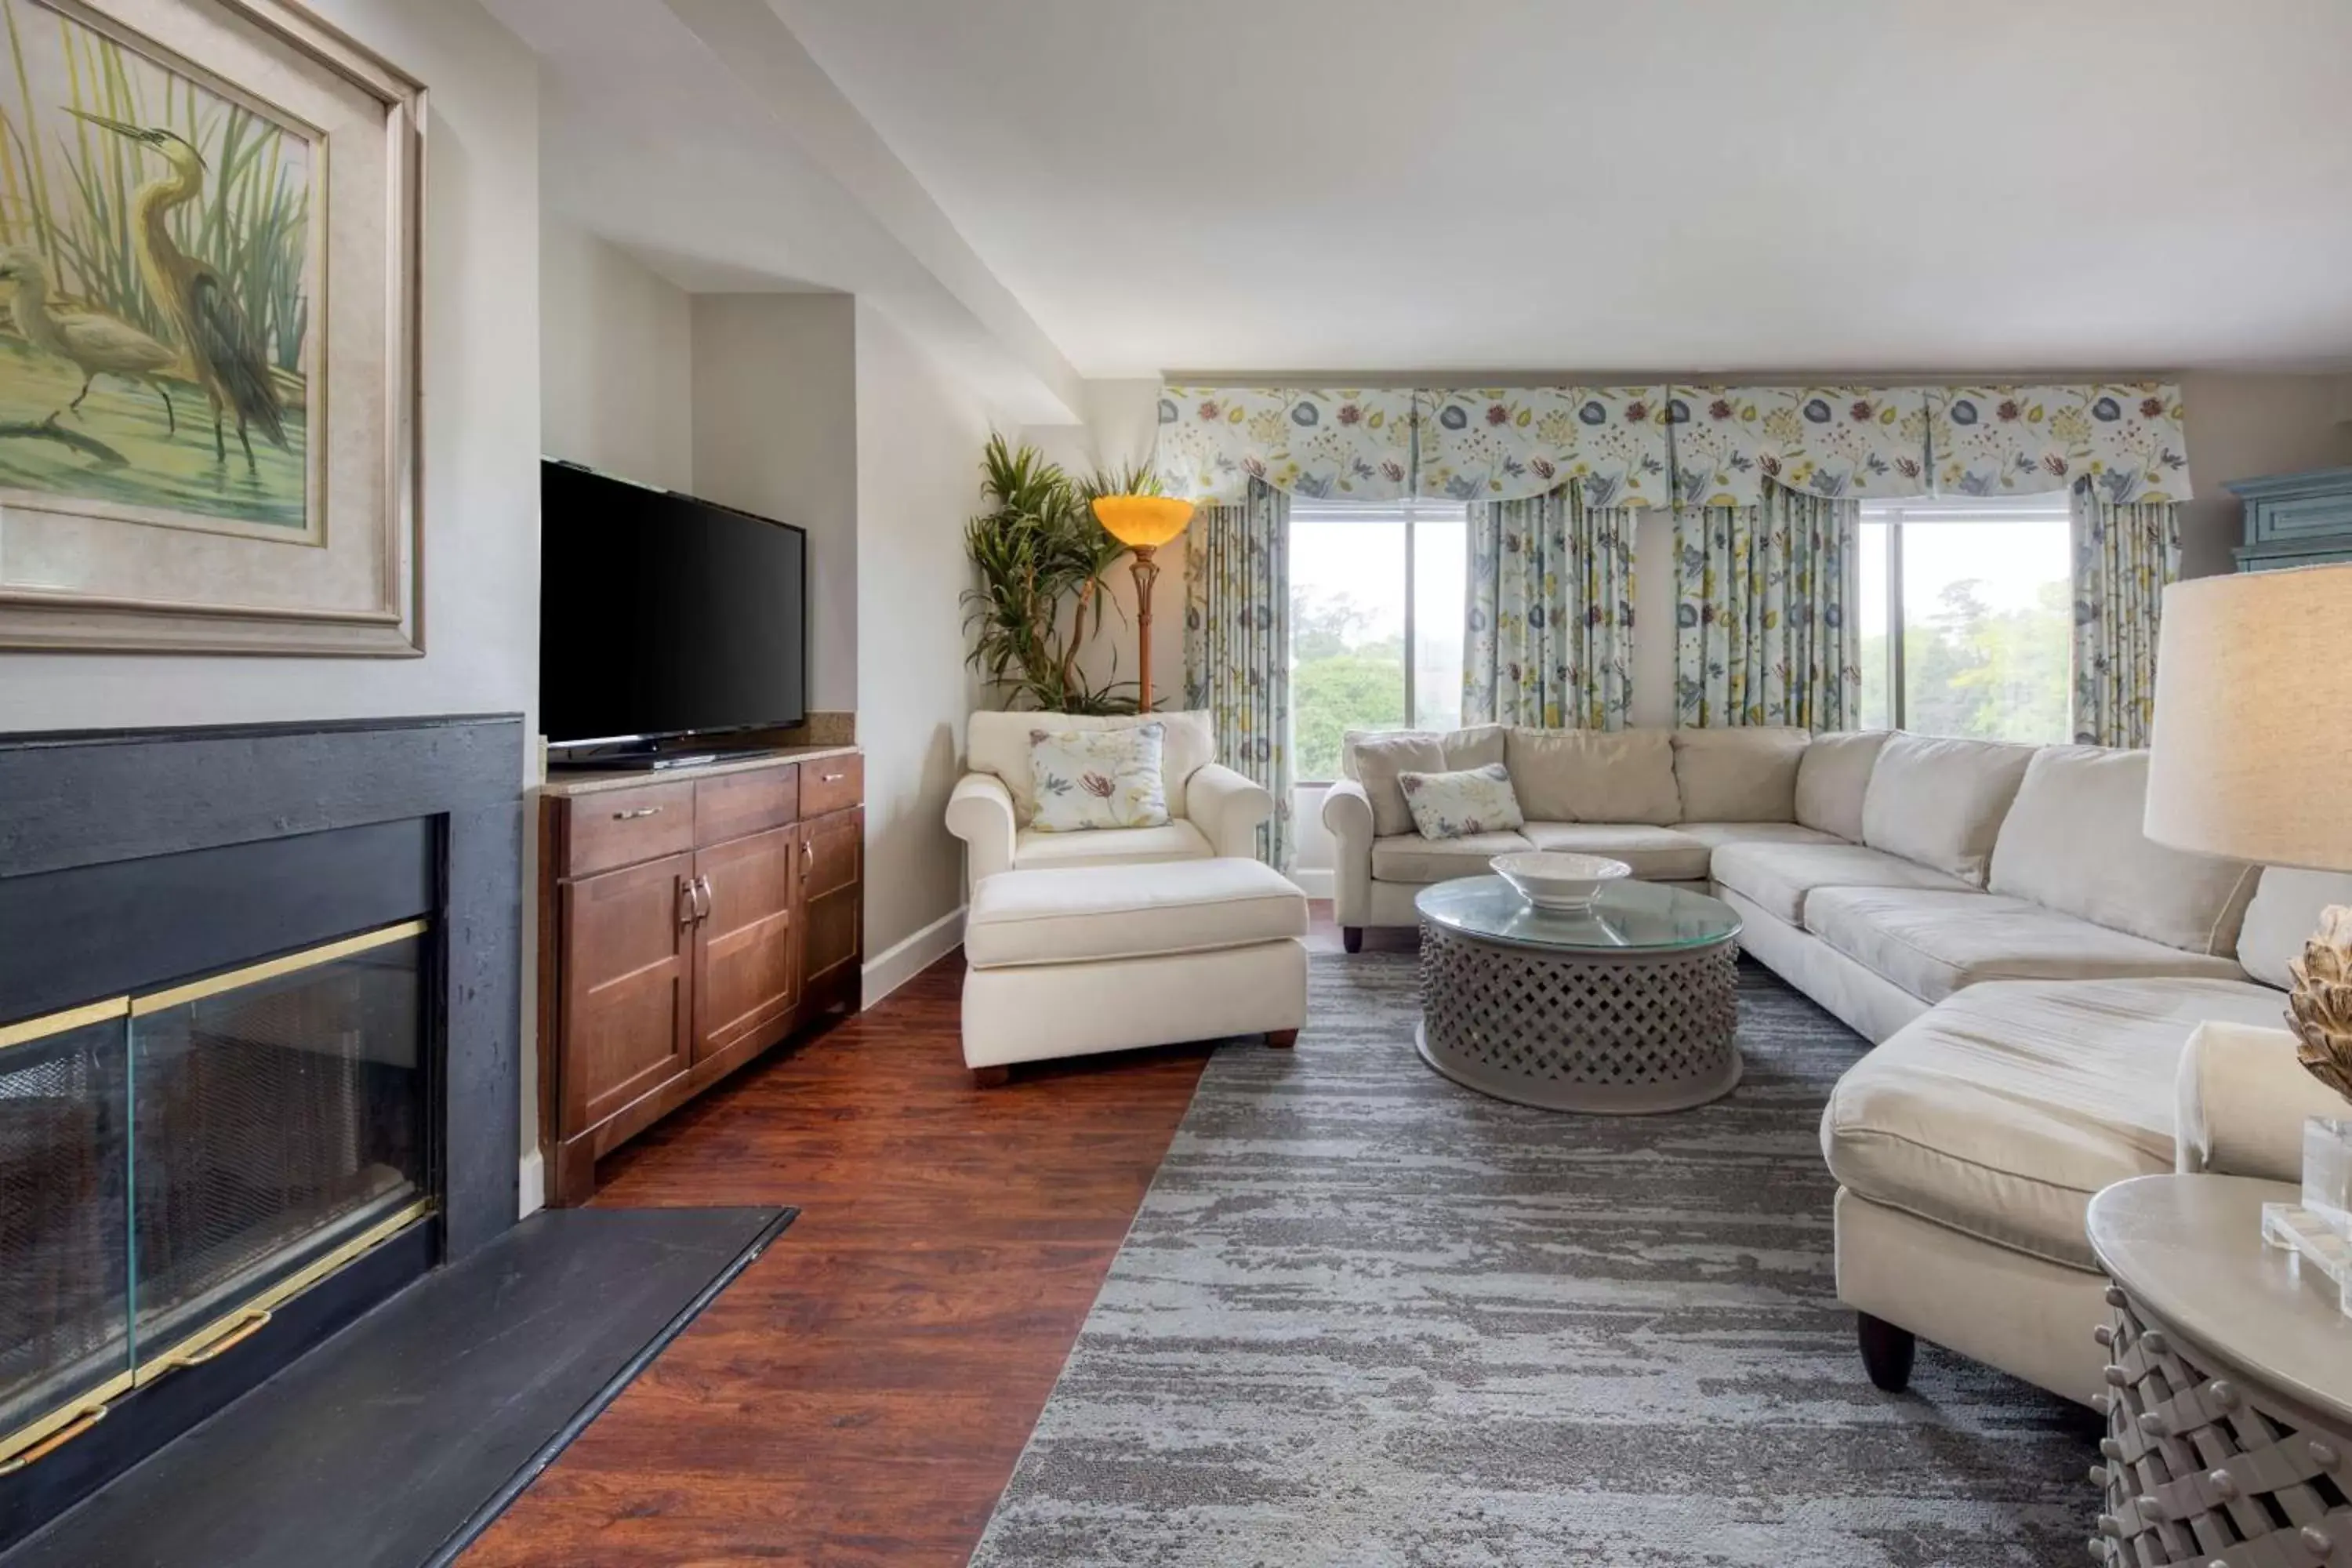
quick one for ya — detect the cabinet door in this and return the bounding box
[799,807,863,1002]
[693,825,799,1061]
[561,852,696,1135]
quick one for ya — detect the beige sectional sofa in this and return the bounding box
[1323,724,2352,1404]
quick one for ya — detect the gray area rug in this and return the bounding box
[971,952,2096,1567]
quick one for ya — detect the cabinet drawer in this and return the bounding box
[800,753,862,816]
[697,767,798,843]
[562,782,695,877]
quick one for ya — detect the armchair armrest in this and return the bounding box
[946,772,1018,887]
[1184,763,1275,859]
[1321,779,1376,929]
[2176,1018,2347,1181]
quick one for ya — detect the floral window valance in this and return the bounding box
[1156,386,1413,506]
[1927,383,2191,503]
[1152,381,2191,508]
[1664,387,1932,508]
[1412,387,1670,506]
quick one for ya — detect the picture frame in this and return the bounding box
[0,0,423,656]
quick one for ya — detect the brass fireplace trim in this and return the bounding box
[0,996,130,1054]
[131,918,430,1014]
[0,1197,436,1471]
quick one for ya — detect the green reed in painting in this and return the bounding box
[0,0,309,534]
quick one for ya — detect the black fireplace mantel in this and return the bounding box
[0,714,524,1551]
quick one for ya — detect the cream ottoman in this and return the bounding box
[961,858,1309,1085]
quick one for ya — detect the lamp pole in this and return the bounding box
[1090,495,1195,716]
[1130,544,1162,713]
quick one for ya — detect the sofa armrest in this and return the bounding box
[1184,763,1275,859]
[2176,1018,2347,1181]
[946,772,1018,887]
[1322,779,1375,928]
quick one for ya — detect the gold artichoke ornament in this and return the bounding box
[2288,904,2352,1102]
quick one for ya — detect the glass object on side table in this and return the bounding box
[2259,1116,2352,1318]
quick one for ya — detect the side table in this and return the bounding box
[2086,1174,2352,1568]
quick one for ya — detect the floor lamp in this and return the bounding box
[1090,495,1195,713]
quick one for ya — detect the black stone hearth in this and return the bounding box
[0,715,523,1551]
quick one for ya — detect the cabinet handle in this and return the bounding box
[801,837,815,877]
[819,772,844,784]
[694,876,713,920]
[612,806,662,821]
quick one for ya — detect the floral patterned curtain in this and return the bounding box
[1462,488,1636,729]
[2071,494,2180,747]
[1673,485,1860,730]
[1183,478,1292,868]
[1666,387,1932,506]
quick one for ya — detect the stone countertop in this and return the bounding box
[535,744,858,798]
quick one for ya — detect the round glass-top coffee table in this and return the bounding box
[1414,876,1744,1113]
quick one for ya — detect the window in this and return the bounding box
[1290,499,1469,782]
[1857,495,2074,743]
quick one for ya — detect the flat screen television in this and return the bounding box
[539,460,808,757]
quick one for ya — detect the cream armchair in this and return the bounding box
[946,710,1272,887]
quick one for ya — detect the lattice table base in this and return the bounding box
[1414,917,1740,1114]
[2092,1283,2352,1567]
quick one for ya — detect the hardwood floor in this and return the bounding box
[461,949,1214,1567]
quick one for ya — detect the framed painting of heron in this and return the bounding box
[0,0,423,655]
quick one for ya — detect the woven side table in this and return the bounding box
[2086,1175,2352,1568]
[1412,877,1743,1115]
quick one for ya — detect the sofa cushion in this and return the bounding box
[1669,728,1807,822]
[964,857,1306,970]
[1013,819,1212,872]
[1399,762,1525,839]
[2238,867,2352,989]
[1371,829,1534,884]
[1987,746,2259,957]
[970,710,1214,826]
[1804,886,2246,1004]
[1821,976,2294,1269]
[1345,727,1507,838]
[1860,733,2035,884]
[1710,842,1973,927]
[1519,823,1712,881]
[1673,821,1843,851]
[1504,728,1680,825]
[1795,730,1891,841]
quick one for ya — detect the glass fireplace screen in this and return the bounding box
[0,921,432,1467]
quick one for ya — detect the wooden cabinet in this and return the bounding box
[2229,467,2352,572]
[536,750,863,1206]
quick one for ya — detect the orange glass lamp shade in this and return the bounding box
[1090,495,1194,712]
[1090,495,1194,550]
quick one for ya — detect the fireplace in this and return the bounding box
[0,717,521,1548]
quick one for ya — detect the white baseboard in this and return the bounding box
[864,903,966,1009]
[1290,866,1335,900]
[517,1149,545,1220]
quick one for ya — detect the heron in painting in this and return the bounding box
[65,111,287,466]
[0,248,178,435]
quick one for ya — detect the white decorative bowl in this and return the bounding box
[1490,851,1632,911]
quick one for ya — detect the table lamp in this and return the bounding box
[1090,495,1194,713]
[2144,561,2352,1273]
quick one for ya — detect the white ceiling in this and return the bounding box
[765,0,2352,378]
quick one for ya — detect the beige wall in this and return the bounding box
[855,302,993,969]
[689,293,859,713]
[540,217,693,491]
[0,0,541,741]
[2176,372,2352,577]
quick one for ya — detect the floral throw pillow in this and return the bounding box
[1028,723,1171,832]
[1397,762,1525,840]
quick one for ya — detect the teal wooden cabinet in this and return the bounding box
[2227,466,2352,572]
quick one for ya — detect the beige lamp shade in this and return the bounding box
[2143,562,2352,871]
[1091,495,1194,550]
